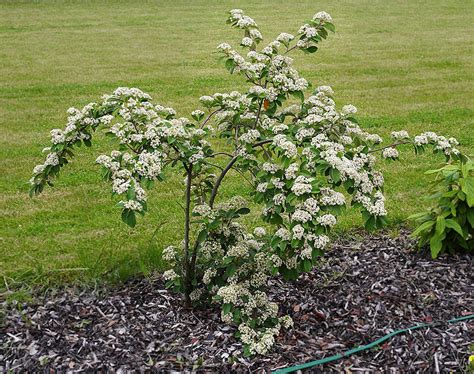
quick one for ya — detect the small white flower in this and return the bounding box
[273,193,286,206]
[313,11,332,23]
[44,153,59,166]
[292,225,305,240]
[292,209,312,223]
[33,164,45,174]
[124,200,143,211]
[241,37,253,47]
[257,182,268,193]
[163,269,179,281]
[276,32,294,43]
[317,214,337,227]
[193,204,212,217]
[382,147,399,159]
[191,109,205,119]
[317,85,334,96]
[254,227,266,237]
[275,227,290,241]
[391,130,409,140]
[162,246,176,262]
[341,104,357,116]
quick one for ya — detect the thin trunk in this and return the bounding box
[183,165,193,306]
[209,156,239,208]
[208,140,272,208]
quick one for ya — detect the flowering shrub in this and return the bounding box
[30,9,463,354]
[410,158,473,258]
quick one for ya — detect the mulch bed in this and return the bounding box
[2,232,473,372]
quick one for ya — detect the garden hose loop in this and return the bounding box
[273,314,474,373]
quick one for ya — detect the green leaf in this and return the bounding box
[411,220,435,236]
[303,259,312,272]
[225,59,235,73]
[232,308,242,323]
[290,90,304,102]
[429,233,444,259]
[224,263,237,278]
[197,229,208,244]
[280,266,298,280]
[291,239,300,248]
[467,209,474,228]
[235,207,250,215]
[445,219,464,237]
[318,27,328,39]
[330,168,341,184]
[407,212,431,221]
[121,209,136,228]
[325,22,336,32]
[364,215,376,231]
[306,46,318,53]
[278,241,288,251]
[435,216,446,235]
[460,178,474,207]
[266,102,277,116]
[222,303,232,315]
[269,214,283,225]
[243,345,252,357]
[127,187,136,200]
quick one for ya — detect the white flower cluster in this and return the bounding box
[317,214,337,227]
[354,191,387,216]
[313,11,332,23]
[253,227,266,237]
[229,9,258,30]
[382,147,399,159]
[291,175,313,196]
[296,11,332,50]
[163,269,179,281]
[413,132,460,156]
[273,134,298,158]
[276,32,294,44]
[292,209,312,223]
[227,9,263,52]
[162,246,176,262]
[193,203,213,217]
[240,129,260,144]
[320,188,346,206]
[96,151,147,211]
[217,281,289,354]
[391,130,409,140]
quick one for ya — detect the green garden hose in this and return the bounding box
[273,314,474,373]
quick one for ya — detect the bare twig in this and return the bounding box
[253,139,272,147]
[230,166,255,188]
[200,109,221,129]
[202,160,224,171]
[208,151,234,158]
[368,141,411,154]
[253,98,264,129]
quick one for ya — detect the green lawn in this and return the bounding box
[1,0,473,290]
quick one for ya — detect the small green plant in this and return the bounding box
[410,157,474,258]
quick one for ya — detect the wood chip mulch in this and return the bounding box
[1,232,473,372]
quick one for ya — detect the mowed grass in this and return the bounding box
[0,1,472,290]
